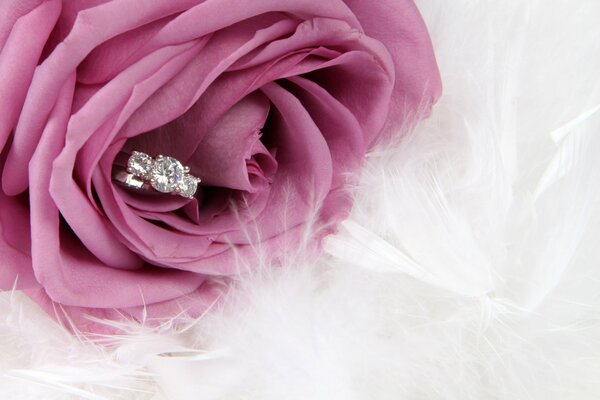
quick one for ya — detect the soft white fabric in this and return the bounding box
[1,0,600,398]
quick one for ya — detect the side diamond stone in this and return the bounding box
[127,151,153,180]
[150,156,184,193]
[178,175,200,199]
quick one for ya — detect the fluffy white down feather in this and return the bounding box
[1,0,600,398]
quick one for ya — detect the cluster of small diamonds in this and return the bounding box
[127,151,200,199]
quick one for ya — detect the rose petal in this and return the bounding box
[110,17,394,255]
[119,15,388,172]
[343,0,442,137]
[30,74,143,271]
[0,190,38,290]
[77,15,175,84]
[24,279,224,334]
[0,0,47,48]
[186,91,272,192]
[171,219,324,275]
[232,16,395,142]
[132,0,360,54]
[226,81,334,241]
[284,76,363,224]
[46,41,205,264]
[27,76,211,308]
[92,164,214,266]
[285,75,364,178]
[3,0,209,194]
[0,0,61,155]
[296,48,393,147]
[35,232,210,309]
[77,41,206,204]
[163,42,388,258]
[46,39,212,268]
[98,76,337,274]
[117,186,195,214]
[119,14,299,152]
[133,184,272,237]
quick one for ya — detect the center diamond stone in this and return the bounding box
[150,156,184,193]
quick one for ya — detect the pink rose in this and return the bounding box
[0,0,441,330]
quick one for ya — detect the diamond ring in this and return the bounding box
[113,151,200,199]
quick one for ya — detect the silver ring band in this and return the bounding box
[113,151,200,199]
